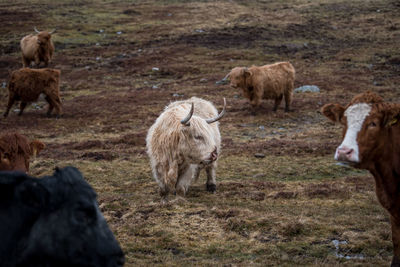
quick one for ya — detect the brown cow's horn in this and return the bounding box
[49,28,56,34]
[34,27,40,33]
[206,98,226,124]
[181,102,194,126]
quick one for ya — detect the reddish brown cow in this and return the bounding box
[0,132,45,173]
[20,27,55,68]
[218,62,295,113]
[4,68,62,118]
[322,91,400,266]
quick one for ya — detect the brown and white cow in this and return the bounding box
[146,97,226,202]
[4,68,62,118]
[218,62,295,113]
[21,27,56,68]
[0,132,45,173]
[321,91,400,266]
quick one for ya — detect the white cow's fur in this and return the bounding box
[146,97,222,201]
[335,103,371,162]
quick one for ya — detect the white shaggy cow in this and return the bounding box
[146,97,226,201]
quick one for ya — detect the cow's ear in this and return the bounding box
[30,140,45,157]
[16,179,49,209]
[321,103,345,124]
[384,109,400,128]
[243,68,252,78]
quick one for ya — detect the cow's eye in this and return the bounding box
[368,122,377,128]
[194,135,204,141]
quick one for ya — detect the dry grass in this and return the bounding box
[0,0,399,265]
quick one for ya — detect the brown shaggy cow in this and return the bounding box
[219,62,295,113]
[0,132,45,173]
[4,68,62,118]
[20,27,55,68]
[321,91,400,266]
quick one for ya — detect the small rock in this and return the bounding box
[116,31,122,35]
[95,43,100,46]
[152,85,158,89]
[294,85,320,93]
[1,82,6,88]
[200,78,208,83]
[195,29,204,33]
[99,29,104,33]
[96,57,101,61]
[259,125,265,130]
[167,13,172,16]
[172,93,184,97]
[254,153,265,158]
[152,67,159,71]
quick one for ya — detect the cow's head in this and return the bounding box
[226,67,252,89]
[3,167,125,266]
[321,91,400,168]
[179,99,226,165]
[34,27,55,47]
[0,133,45,173]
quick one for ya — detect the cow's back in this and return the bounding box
[256,62,295,98]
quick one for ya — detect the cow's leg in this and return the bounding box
[192,164,201,182]
[176,165,194,197]
[273,94,283,112]
[34,55,40,68]
[22,56,30,68]
[391,216,400,266]
[159,162,178,202]
[3,94,15,118]
[284,87,293,112]
[45,96,54,116]
[205,162,217,193]
[18,102,27,116]
[46,94,62,118]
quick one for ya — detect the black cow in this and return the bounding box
[0,166,124,267]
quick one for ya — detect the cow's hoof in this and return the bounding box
[206,184,216,193]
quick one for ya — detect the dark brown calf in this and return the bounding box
[4,68,62,118]
[322,91,400,266]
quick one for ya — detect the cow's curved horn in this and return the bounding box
[206,98,226,124]
[49,28,56,34]
[34,27,40,33]
[181,102,194,126]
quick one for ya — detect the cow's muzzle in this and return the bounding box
[201,148,218,165]
[335,146,358,163]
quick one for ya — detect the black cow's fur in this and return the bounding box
[0,166,124,267]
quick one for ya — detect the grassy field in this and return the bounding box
[0,0,399,265]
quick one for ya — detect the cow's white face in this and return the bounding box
[335,103,371,163]
[179,118,218,165]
